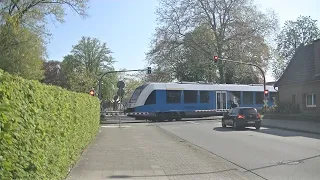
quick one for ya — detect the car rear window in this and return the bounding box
[239,108,257,114]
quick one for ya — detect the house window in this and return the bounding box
[184,90,198,103]
[200,91,210,103]
[166,90,181,104]
[306,93,316,107]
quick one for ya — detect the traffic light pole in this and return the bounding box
[98,68,150,100]
[217,58,267,114]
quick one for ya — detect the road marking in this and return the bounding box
[186,121,199,125]
[101,125,131,128]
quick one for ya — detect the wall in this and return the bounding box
[278,81,320,117]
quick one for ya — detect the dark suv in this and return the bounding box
[222,107,261,130]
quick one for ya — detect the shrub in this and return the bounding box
[0,70,100,180]
[267,102,301,114]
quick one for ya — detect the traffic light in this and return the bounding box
[147,67,151,74]
[264,89,269,97]
[213,56,218,63]
[89,89,95,96]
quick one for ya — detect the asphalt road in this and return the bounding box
[101,115,220,124]
[156,120,320,180]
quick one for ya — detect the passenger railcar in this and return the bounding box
[125,82,278,121]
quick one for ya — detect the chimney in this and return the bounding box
[313,39,320,76]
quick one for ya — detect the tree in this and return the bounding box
[0,0,89,80]
[147,0,278,84]
[60,37,117,99]
[42,60,62,85]
[0,18,45,80]
[271,54,287,80]
[71,36,114,75]
[273,15,320,79]
[0,0,89,36]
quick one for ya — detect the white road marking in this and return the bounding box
[186,121,199,125]
[101,125,131,128]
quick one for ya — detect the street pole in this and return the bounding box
[217,58,267,114]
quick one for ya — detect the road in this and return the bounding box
[155,119,320,180]
[101,115,219,124]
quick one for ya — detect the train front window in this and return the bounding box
[129,85,147,103]
[145,90,156,105]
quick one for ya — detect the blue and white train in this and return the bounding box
[125,82,277,121]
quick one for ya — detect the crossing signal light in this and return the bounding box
[264,90,269,97]
[89,90,95,96]
[147,67,151,74]
[213,56,218,63]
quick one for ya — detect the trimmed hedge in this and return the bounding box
[0,70,100,180]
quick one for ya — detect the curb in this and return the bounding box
[262,124,320,135]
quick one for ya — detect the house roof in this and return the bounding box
[274,41,317,87]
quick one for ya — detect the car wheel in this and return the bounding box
[233,120,238,130]
[222,120,226,127]
[255,121,261,130]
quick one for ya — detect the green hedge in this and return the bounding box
[0,70,100,180]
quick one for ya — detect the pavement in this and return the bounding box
[158,120,320,180]
[261,118,320,134]
[67,117,320,180]
[66,122,259,180]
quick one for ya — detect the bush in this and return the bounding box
[0,70,100,180]
[267,102,301,114]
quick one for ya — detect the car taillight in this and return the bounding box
[237,114,244,119]
[257,113,261,119]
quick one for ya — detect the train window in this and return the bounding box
[200,91,210,103]
[243,91,253,104]
[166,90,181,104]
[129,84,147,103]
[145,90,156,105]
[184,90,197,103]
[256,92,264,104]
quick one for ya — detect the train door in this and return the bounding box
[216,91,227,109]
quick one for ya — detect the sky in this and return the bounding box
[46,0,320,82]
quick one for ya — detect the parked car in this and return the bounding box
[222,107,261,130]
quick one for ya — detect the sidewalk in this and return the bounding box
[262,118,320,134]
[66,123,252,180]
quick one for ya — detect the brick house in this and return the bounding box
[274,39,320,117]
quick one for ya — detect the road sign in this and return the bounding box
[117,81,125,89]
[117,88,125,97]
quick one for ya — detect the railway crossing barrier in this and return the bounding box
[103,111,149,116]
[195,109,230,113]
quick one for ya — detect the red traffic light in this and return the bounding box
[213,56,218,63]
[264,90,269,95]
[89,90,95,96]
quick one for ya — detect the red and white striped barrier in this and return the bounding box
[195,109,229,113]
